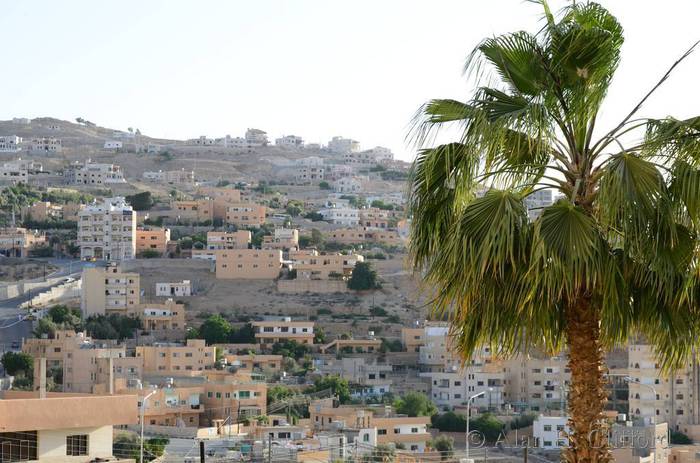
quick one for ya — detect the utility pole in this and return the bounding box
[267,435,272,463]
[199,441,205,463]
[524,442,528,463]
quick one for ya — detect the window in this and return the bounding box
[378,429,387,435]
[543,425,552,432]
[66,435,88,456]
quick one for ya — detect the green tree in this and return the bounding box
[470,413,505,443]
[311,375,350,404]
[303,211,325,222]
[348,262,380,290]
[125,191,154,211]
[319,181,331,190]
[267,384,296,405]
[198,315,232,344]
[310,228,324,247]
[431,412,466,432]
[407,3,700,461]
[1,352,33,377]
[393,392,437,417]
[430,435,454,460]
[285,200,304,217]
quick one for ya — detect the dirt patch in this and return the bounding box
[0,258,57,282]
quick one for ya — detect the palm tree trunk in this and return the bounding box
[562,297,612,463]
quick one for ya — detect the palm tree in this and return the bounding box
[408,2,700,462]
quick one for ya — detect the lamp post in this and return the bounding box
[466,391,485,461]
[139,385,158,463]
[625,376,658,463]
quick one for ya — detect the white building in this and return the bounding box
[533,416,569,449]
[295,165,324,184]
[328,136,360,154]
[156,280,192,297]
[245,128,268,146]
[12,117,30,124]
[333,176,363,193]
[103,140,123,150]
[186,135,215,146]
[295,156,324,167]
[275,135,304,149]
[418,324,504,411]
[344,146,394,165]
[319,206,360,226]
[142,169,194,184]
[67,161,126,185]
[0,159,43,184]
[78,197,136,261]
[0,135,22,152]
[27,137,62,153]
[525,189,554,220]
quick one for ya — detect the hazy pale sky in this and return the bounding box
[1,1,699,161]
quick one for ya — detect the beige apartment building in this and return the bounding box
[81,263,140,316]
[0,392,137,463]
[135,227,171,255]
[207,230,252,250]
[215,249,283,279]
[252,319,315,346]
[401,328,426,353]
[22,330,85,372]
[135,339,216,374]
[226,203,267,227]
[310,399,431,453]
[627,344,700,437]
[325,227,403,246]
[197,186,242,203]
[200,371,268,424]
[133,299,186,331]
[22,200,84,222]
[23,331,142,394]
[78,197,136,261]
[120,383,204,427]
[0,227,47,257]
[262,228,299,250]
[503,354,570,413]
[225,354,283,373]
[292,250,364,280]
[171,199,214,223]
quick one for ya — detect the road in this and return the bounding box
[0,259,88,353]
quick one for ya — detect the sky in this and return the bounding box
[1,1,699,161]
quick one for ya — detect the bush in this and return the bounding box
[272,340,311,360]
[369,306,388,317]
[430,435,454,460]
[139,249,162,258]
[510,412,536,430]
[29,245,54,257]
[671,430,693,444]
[303,211,325,222]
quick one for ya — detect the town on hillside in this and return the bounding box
[0,117,690,463]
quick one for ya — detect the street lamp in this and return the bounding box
[466,391,485,461]
[138,382,158,463]
[624,376,658,463]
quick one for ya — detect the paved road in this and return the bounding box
[0,259,87,353]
